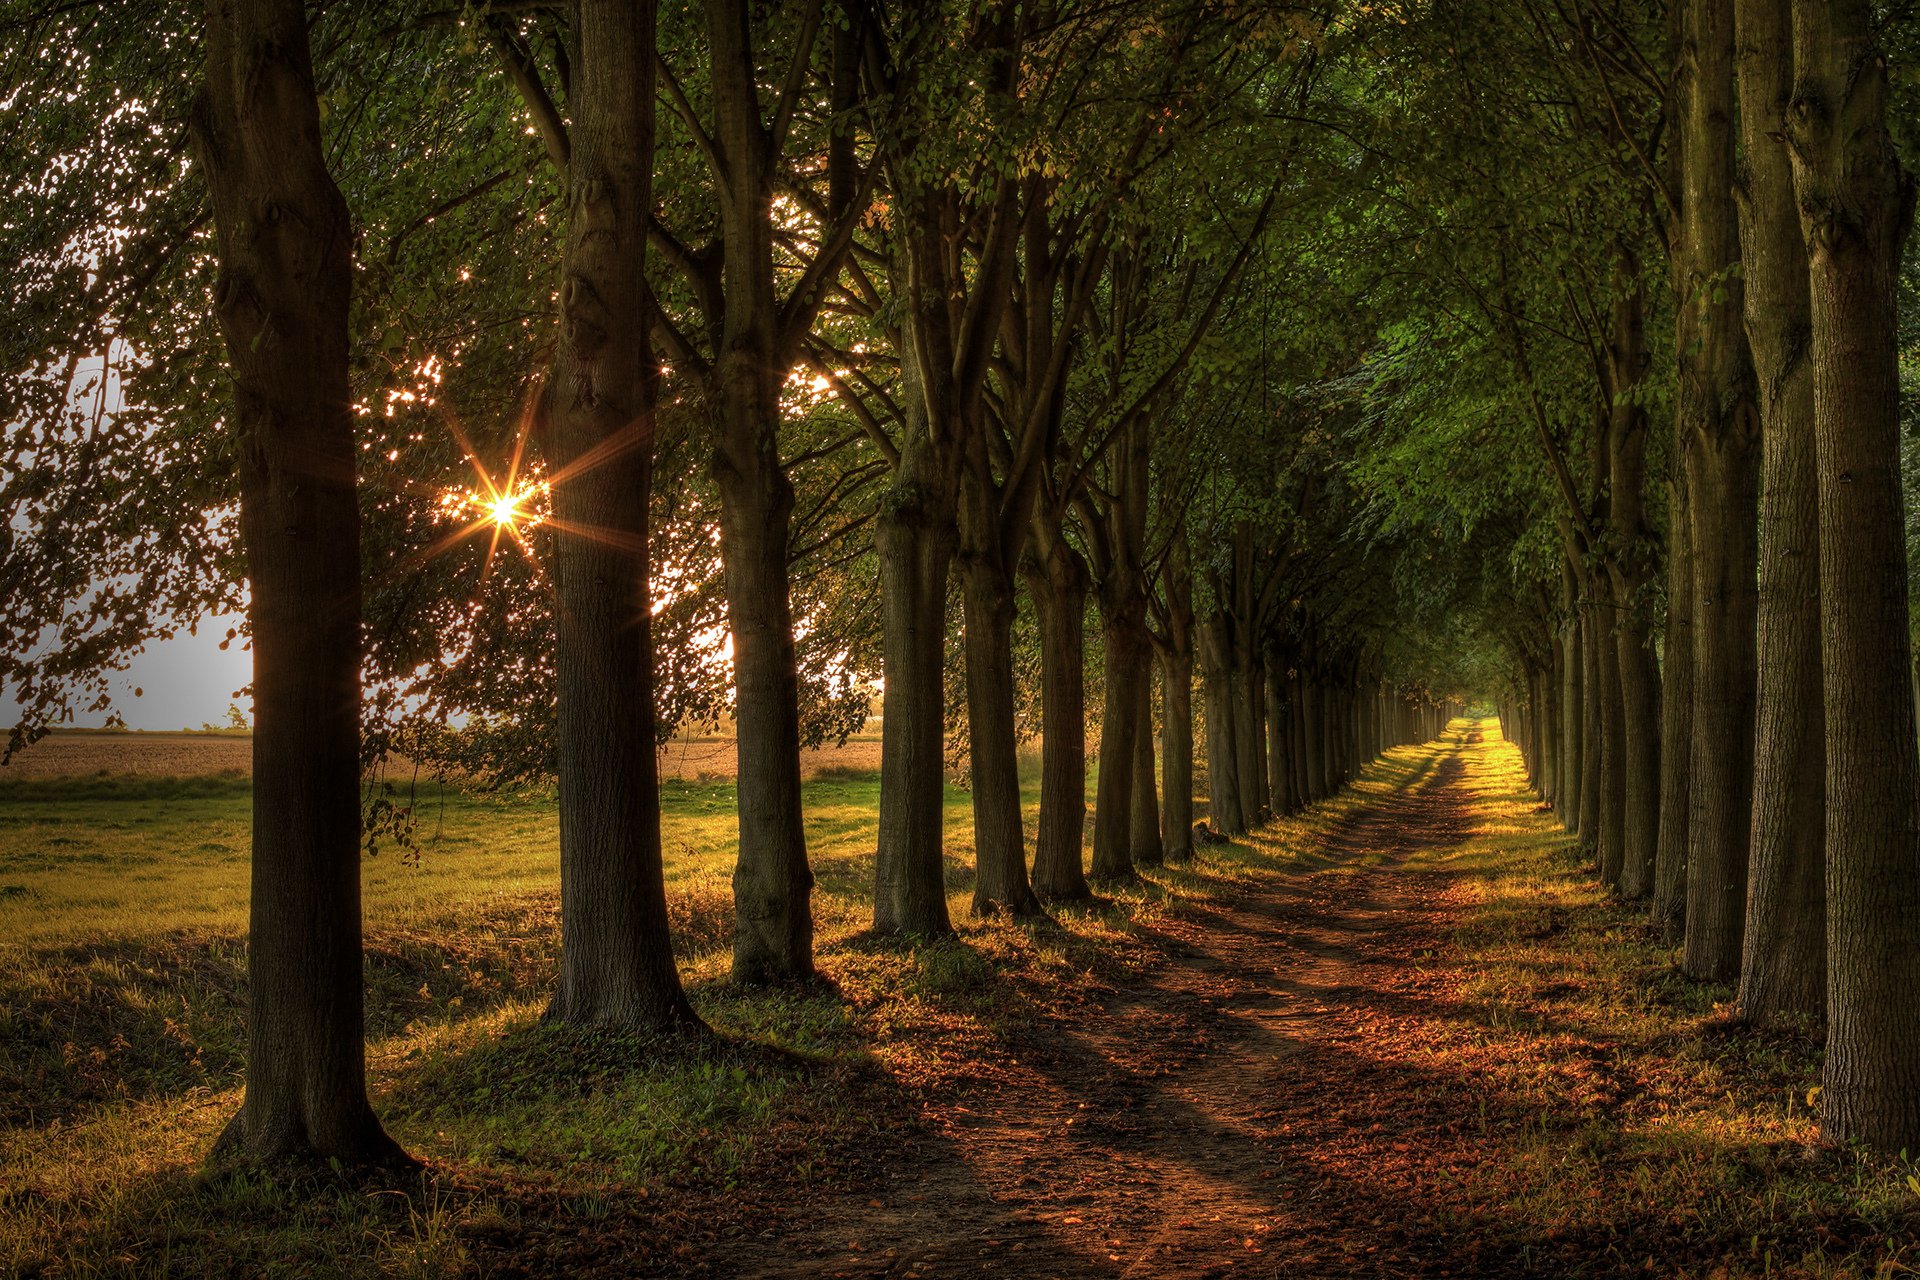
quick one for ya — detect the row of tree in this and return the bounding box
[1442,0,1920,1154]
[7,0,1918,1171]
[3,0,1470,1169]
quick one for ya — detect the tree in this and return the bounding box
[193,0,404,1165]
[1733,0,1824,1028]
[1785,0,1920,1152]
[540,0,699,1031]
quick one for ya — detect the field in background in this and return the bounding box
[3,727,888,782]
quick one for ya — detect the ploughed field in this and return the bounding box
[3,726,1917,1278]
[1,727,885,781]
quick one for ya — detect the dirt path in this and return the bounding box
[711,729,1497,1279]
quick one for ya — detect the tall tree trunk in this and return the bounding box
[1266,664,1290,816]
[1093,614,1147,880]
[706,0,814,985]
[713,457,813,979]
[195,0,404,1165]
[1288,667,1310,808]
[1028,530,1091,899]
[873,433,958,937]
[1604,266,1662,900]
[1678,0,1761,983]
[1734,0,1824,1026]
[1558,563,1583,834]
[1160,646,1195,859]
[1300,670,1326,802]
[1130,670,1162,866]
[1200,613,1244,833]
[1788,0,1920,1151]
[1577,590,1603,848]
[535,0,696,1030]
[961,555,1040,915]
[1235,647,1266,819]
[1595,580,1627,888]
[1653,468,1694,941]
[1158,535,1195,860]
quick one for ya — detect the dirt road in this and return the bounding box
[711,729,1504,1279]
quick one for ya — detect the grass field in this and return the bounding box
[3,727,1917,1278]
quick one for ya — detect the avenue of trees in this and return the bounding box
[3,0,1918,1166]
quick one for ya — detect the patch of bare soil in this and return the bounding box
[656,736,884,782]
[2,731,888,782]
[688,734,1494,1280]
[0,732,254,778]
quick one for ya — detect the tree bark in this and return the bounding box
[1027,529,1091,899]
[195,0,405,1165]
[1130,668,1162,866]
[1653,467,1693,942]
[873,437,959,937]
[1734,0,1824,1026]
[1595,577,1627,889]
[1160,646,1195,859]
[1558,564,1583,835]
[1788,0,1920,1151]
[705,0,815,985]
[1157,534,1195,860]
[961,555,1041,915]
[1603,265,1662,900]
[1092,612,1148,881]
[536,0,697,1031]
[1200,612,1244,833]
[1300,669,1325,803]
[1577,589,1603,849]
[1678,0,1761,984]
[1266,663,1290,816]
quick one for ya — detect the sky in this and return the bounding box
[7,616,252,732]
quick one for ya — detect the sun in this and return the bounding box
[483,489,533,531]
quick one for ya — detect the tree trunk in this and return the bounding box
[535,0,697,1031]
[1603,265,1661,900]
[1160,646,1195,860]
[1788,0,1920,1151]
[1593,578,1627,889]
[195,0,404,1165]
[1235,648,1266,820]
[1028,532,1091,899]
[1734,0,1824,1026]
[1200,613,1244,833]
[1676,0,1760,984]
[1682,433,1761,979]
[1093,613,1148,880]
[1577,592,1603,850]
[961,556,1040,916]
[706,0,814,984]
[1130,668,1162,866]
[1551,571,1582,840]
[1288,667,1310,808]
[1300,672,1325,802]
[1158,536,1195,861]
[1266,664,1290,816]
[1653,468,1693,941]
[873,440,958,937]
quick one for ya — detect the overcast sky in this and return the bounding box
[7,616,252,732]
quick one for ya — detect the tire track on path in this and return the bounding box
[712,726,1491,1279]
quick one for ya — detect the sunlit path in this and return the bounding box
[710,721,1540,1279]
